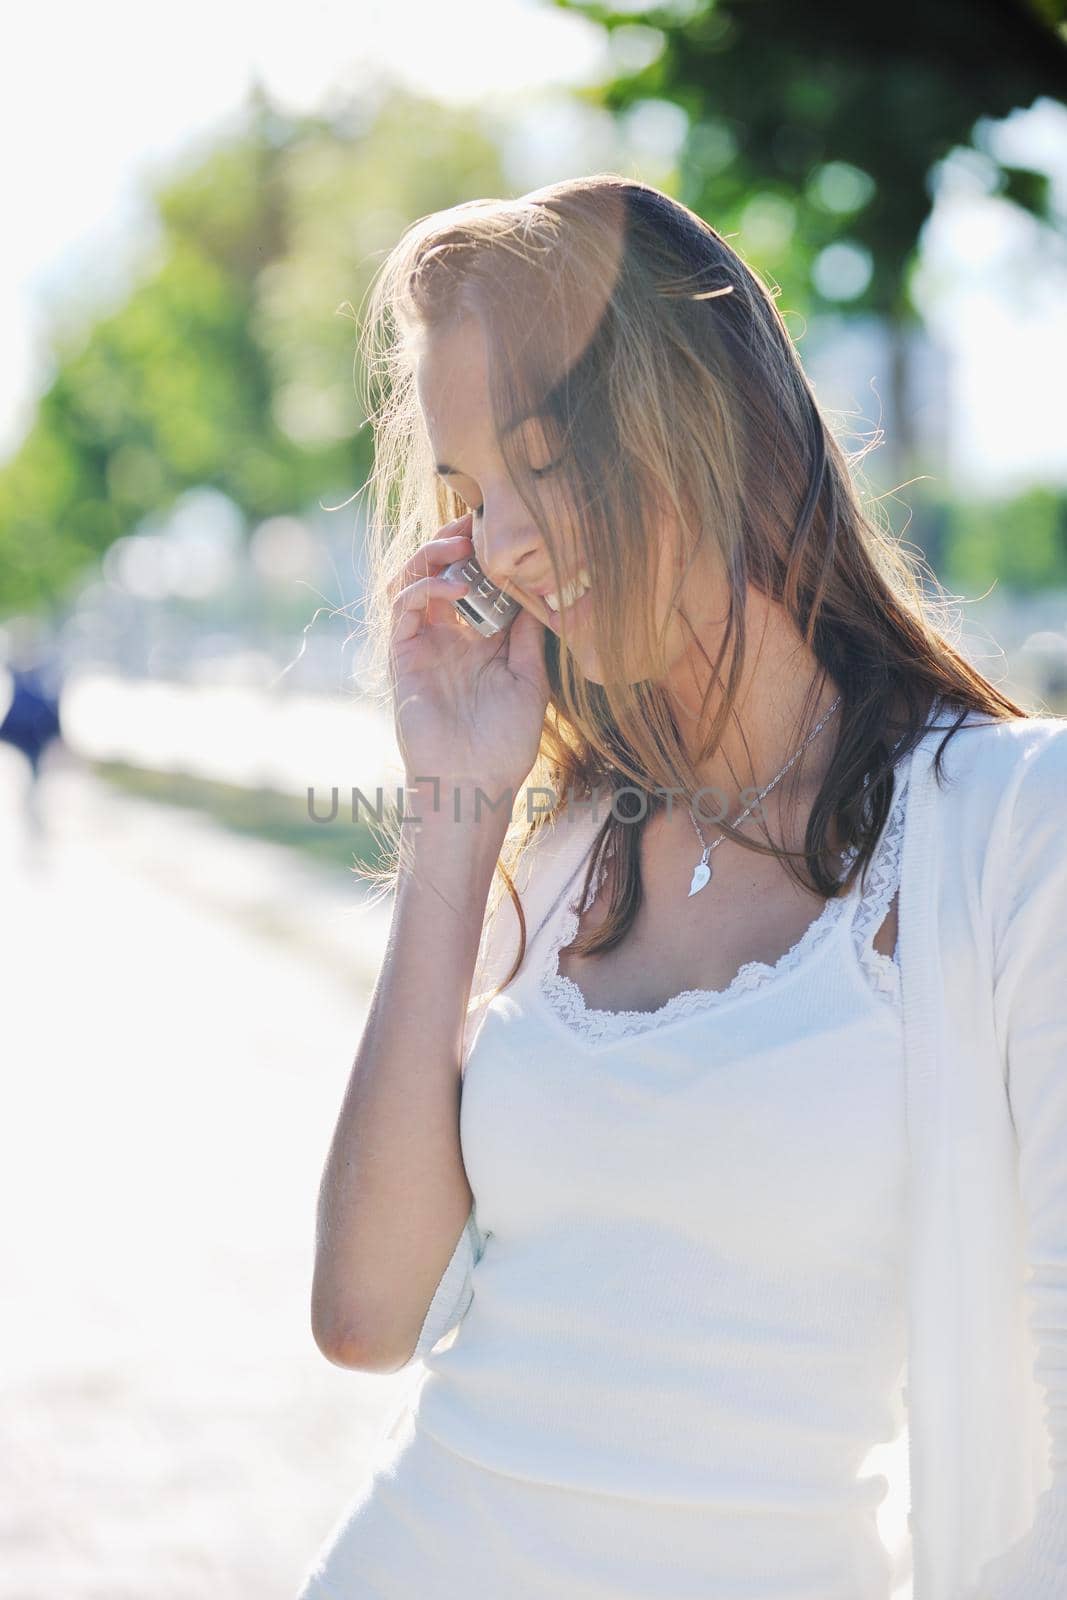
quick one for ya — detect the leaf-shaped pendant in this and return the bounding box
[688,860,712,897]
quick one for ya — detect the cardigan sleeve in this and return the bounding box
[967,723,1067,1597]
[406,1206,489,1362]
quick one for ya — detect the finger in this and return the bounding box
[504,601,550,690]
[386,516,475,603]
[391,570,473,647]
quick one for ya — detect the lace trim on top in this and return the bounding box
[538,760,910,1044]
[843,771,908,1003]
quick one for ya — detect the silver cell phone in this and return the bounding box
[441,554,523,637]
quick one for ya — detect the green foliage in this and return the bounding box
[553,0,1067,318]
[939,485,1067,593]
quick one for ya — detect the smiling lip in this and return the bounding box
[525,574,583,599]
[542,584,593,633]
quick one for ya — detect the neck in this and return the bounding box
[659,587,842,823]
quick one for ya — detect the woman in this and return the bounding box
[299,175,1067,1599]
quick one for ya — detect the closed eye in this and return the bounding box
[468,459,562,519]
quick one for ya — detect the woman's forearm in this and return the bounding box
[310,784,508,1372]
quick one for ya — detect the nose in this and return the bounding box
[476,504,545,592]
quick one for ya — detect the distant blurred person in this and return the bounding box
[0,623,65,856]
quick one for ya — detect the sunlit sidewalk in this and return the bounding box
[0,749,418,1599]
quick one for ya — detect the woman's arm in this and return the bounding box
[969,723,1067,1597]
[310,784,509,1374]
[386,888,513,1369]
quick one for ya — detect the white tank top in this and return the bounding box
[413,749,912,1582]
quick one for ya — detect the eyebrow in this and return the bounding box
[434,409,547,478]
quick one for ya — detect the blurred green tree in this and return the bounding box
[940,484,1067,591]
[553,0,1067,487]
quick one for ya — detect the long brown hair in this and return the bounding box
[354,172,1028,1000]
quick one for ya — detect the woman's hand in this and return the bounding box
[387,512,551,800]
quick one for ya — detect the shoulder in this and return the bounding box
[905,709,1067,911]
[904,709,1067,976]
[932,711,1067,935]
[991,715,1067,884]
[511,789,611,910]
[919,708,1067,820]
[472,798,601,1000]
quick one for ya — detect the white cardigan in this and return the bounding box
[412,704,1067,1600]
[897,706,1067,1599]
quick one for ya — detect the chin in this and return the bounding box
[550,624,658,688]
[573,652,647,690]
[575,647,604,684]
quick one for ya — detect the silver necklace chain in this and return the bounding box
[685,693,843,898]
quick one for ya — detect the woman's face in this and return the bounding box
[414,315,728,691]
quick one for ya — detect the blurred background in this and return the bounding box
[3,2,1066,1595]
